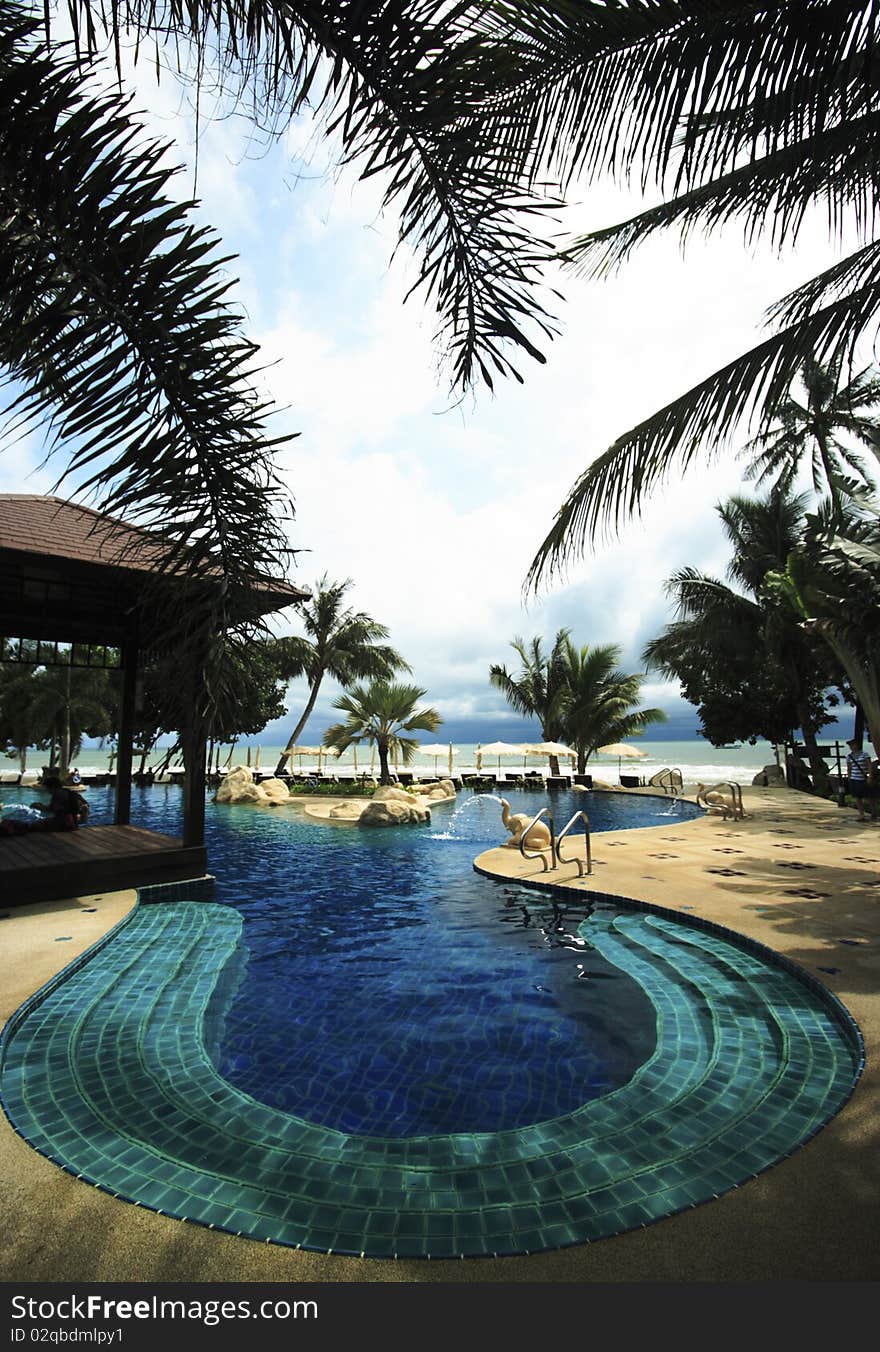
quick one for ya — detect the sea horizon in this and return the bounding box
[0,734,854,786]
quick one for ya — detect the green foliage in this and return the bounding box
[742,357,880,515]
[489,629,665,774]
[765,488,880,749]
[273,578,409,773]
[287,780,377,798]
[323,680,441,784]
[0,651,116,773]
[643,490,839,768]
[557,639,666,773]
[489,630,571,743]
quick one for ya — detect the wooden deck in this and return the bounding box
[0,825,207,907]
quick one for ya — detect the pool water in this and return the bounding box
[0,783,864,1258]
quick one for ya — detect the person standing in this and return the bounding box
[846,739,877,821]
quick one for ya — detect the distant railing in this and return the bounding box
[648,767,683,796]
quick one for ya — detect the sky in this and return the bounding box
[0,30,865,746]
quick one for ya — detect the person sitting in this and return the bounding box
[17,777,87,832]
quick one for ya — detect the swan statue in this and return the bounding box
[500,798,552,850]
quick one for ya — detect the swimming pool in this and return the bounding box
[0,784,863,1258]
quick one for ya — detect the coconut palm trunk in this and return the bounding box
[275,683,321,775]
[377,741,392,785]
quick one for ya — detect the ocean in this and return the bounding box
[0,738,825,786]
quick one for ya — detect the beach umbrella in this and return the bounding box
[475,743,482,771]
[525,741,576,767]
[480,740,528,770]
[246,746,252,767]
[598,742,648,773]
[254,745,261,770]
[290,746,324,772]
[419,743,458,775]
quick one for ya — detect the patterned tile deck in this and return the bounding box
[0,895,861,1258]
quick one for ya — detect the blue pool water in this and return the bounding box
[17,784,695,1134]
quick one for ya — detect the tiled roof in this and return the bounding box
[0,495,166,571]
[0,495,307,603]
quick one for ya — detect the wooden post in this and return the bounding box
[114,639,138,825]
[182,725,207,848]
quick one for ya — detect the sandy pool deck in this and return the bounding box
[1,784,878,1282]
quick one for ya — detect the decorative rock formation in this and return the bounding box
[499,798,552,850]
[328,802,365,820]
[417,778,456,800]
[215,765,291,807]
[360,796,431,827]
[752,764,786,787]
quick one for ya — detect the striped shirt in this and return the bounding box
[847,749,873,785]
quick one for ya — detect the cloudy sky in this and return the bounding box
[1,38,862,745]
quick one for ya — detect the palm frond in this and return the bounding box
[0,11,292,599]
[564,110,880,281]
[526,275,880,586]
[57,0,562,390]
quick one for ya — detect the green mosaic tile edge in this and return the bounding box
[0,887,865,1261]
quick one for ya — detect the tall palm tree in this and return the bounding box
[323,680,441,786]
[512,2,880,584]
[273,578,409,774]
[741,358,880,517]
[489,630,570,772]
[558,639,666,775]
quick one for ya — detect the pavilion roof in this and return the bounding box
[0,494,308,647]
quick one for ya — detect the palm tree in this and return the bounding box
[0,663,45,771]
[323,681,441,786]
[741,358,880,518]
[273,578,409,774]
[24,663,115,779]
[644,491,838,788]
[558,639,666,775]
[766,491,880,753]
[512,3,880,583]
[489,630,570,772]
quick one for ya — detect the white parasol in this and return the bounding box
[598,742,648,774]
[419,743,458,775]
[479,741,529,770]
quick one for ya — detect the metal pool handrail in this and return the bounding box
[556,810,592,877]
[519,807,557,871]
[649,767,684,796]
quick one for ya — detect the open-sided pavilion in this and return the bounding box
[0,494,306,905]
